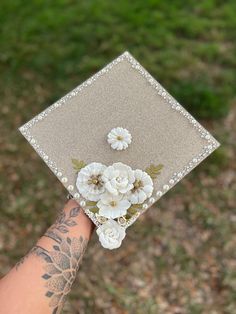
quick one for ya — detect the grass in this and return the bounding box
[0,1,236,313]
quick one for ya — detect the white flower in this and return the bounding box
[102,162,135,196]
[96,219,126,249]
[107,127,132,150]
[76,162,106,201]
[127,169,153,204]
[97,193,131,219]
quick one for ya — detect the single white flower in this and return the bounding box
[96,219,126,249]
[102,162,135,196]
[127,169,153,204]
[97,193,131,219]
[76,162,106,201]
[107,127,132,150]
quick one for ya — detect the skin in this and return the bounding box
[0,200,94,314]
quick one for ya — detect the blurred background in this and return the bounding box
[0,1,235,313]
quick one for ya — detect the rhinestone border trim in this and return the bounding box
[19,51,220,229]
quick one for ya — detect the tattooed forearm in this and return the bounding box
[40,236,87,314]
[15,205,89,314]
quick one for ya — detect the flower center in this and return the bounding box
[133,179,143,191]
[116,177,122,183]
[92,178,98,184]
[110,201,117,207]
[88,175,102,187]
[117,135,123,141]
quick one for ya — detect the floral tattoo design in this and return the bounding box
[41,236,88,314]
[15,206,88,314]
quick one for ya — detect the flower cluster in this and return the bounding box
[76,162,153,219]
[76,162,154,249]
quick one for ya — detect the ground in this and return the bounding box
[0,1,235,313]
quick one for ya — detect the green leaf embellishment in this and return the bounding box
[86,201,99,214]
[86,201,97,207]
[145,164,164,180]
[72,159,86,171]
[89,207,99,214]
[129,204,142,212]
[125,214,132,220]
[127,207,137,215]
[126,204,142,219]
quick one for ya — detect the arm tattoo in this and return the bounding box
[15,206,89,314]
[40,236,88,314]
[15,206,81,268]
[44,206,80,243]
[46,206,80,234]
